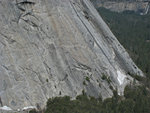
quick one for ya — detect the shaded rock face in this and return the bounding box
[92,0,150,15]
[0,0,143,111]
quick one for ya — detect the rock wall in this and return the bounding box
[92,0,150,15]
[0,0,143,112]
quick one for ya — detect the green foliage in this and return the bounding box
[46,79,49,82]
[29,109,38,113]
[83,81,86,85]
[102,74,111,84]
[85,76,90,82]
[109,85,113,90]
[107,76,111,84]
[97,7,150,79]
[128,73,144,81]
[124,85,150,113]
[44,85,150,113]
[128,73,150,88]
[45,96,71,113]
[30,7,150,113]
[102,74,107,80]
[82,89,86,95]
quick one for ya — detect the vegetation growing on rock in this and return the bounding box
[30,84,150,113]
[98,8,150,80]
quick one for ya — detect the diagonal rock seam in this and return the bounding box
[0,0,143,112]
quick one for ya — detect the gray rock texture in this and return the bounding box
[0,0,143,112]
[92,0,150,15]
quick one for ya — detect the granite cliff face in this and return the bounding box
[92,0,150,15]
[0,0,143,112]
